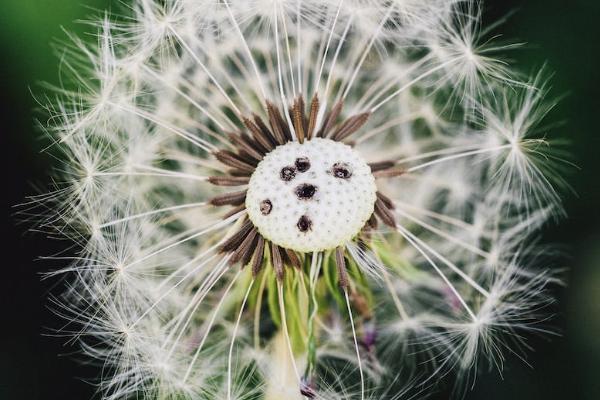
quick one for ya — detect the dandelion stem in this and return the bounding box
[305,253,321,379]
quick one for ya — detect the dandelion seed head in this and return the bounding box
[32,0,570,398]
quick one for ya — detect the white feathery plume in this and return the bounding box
[32,1,569,399]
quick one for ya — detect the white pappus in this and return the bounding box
[31,0,569,399]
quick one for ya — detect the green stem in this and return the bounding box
[304,253,320,380]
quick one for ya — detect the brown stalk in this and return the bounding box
[251,236,266,276]
[209,190,247,207]
[306,95,320,140]
[335,246,349,289]
[221,220,253,253]
[230,227,258,265]
[222,204,246,220]
[292,97,306,143]
[284,249,302,269]
[214,150,256,173]
[374,198,396,228]
[240,234,259,268]
[331,112,371,141]
[368,160,395,172]
[253,114,280,146]
[366,213,379,230]
[267,101,292,143]
[243,116,276,151]
[227,132,264,161]
[373,167,406,179]
[376,191,395,210]
[208,176,250,187]
[271,242,285,281]
[318,100,343,137]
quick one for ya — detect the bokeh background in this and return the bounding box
[1,1,598,399]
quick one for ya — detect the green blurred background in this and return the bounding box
[1,1,598,399]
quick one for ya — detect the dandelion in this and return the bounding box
[33,0,567,399]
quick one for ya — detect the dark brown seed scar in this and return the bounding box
[297,215,312,232]
[295,157,311,172]
[295,184,317,199]
[280,166,296,181]
[331,162,352,179]
[260,199,273,215]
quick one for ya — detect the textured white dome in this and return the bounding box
[246,138,377,253]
